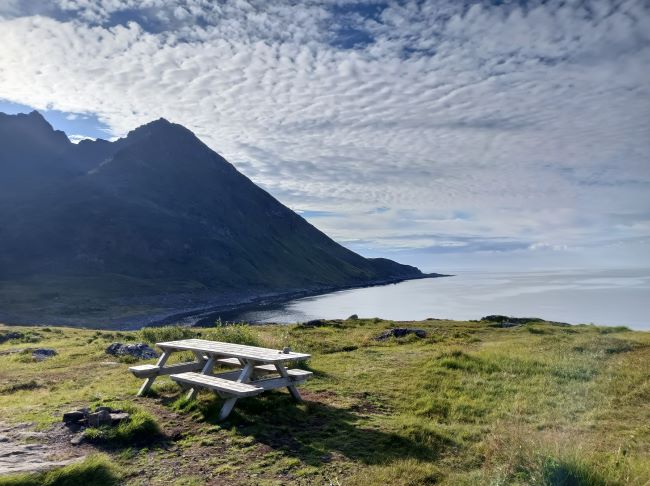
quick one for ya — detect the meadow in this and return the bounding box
[0,318,648,485]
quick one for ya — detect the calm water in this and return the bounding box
[228,269,650,330]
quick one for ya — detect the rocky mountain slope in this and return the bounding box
[0,111,427,326]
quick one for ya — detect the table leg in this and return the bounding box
[217,362,254,421]
[186,355,216,400]
[275,363,303,402]
[137,350,170,396]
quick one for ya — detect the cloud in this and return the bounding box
[0,0,649,269]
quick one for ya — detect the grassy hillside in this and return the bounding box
[0,319,648,485]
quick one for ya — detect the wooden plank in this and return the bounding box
[216,357,242,367]
[137,350,170,396]
[157,339,310,362]
[129,361,204,378]
[248,374,310,391]
[252,364,313,380]
[275,363,303,401]
[171,372,263,397]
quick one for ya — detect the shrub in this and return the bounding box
[203,323,261,346]
[139,326,197,344]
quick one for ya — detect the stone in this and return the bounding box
[63,411,86,425]
[375,328,427,341]
[0,331,23,344]
[87,410,112,427]
[95,406,113,413]
[105,342,159,360]
[70,434,84,446]
[31,349,57,361]
[109,412,130,425]
[347,314,359,320]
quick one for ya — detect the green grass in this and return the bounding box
[0,319,648,485]
[83,403,161,445]
[0,454,121,486]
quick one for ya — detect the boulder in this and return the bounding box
[31,349,57,361]
[87,410,112,427]
[0,331,23,344]
[375,328,427,340]
[105,342,159,360]
[109,412,130,424]
[63,406,129,428]
[63,411,86,424]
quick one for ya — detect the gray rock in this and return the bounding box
[375,328,427,340]
[31,349,57,361]
[109,412,130,425]
[105,342,159,360]
[70,434,84,446]
[63,411,86,425]
[87,410,112,427]
[0,331,23,344]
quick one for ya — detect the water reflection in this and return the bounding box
[224,269,650,330]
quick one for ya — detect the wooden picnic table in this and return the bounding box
[129,339,312,420]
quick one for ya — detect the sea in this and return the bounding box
[224,269,650,330]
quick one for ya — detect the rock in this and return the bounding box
[105,342,159,360]
[63,411,86,425]
[109,412,130,425]
[375,328,427,341]
[347,314,359,320]
[302,319,328,327]
[87,410,112,427]
[0,331,23,344]
[481,315,544,325]
[70,434,84,446]
[31,348,57,361]
[497,321,520,328]
[95,406,113,413]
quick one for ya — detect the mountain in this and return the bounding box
[0,111,428,327]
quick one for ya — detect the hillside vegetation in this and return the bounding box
[0,318,648,485]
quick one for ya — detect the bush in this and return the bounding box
[203,323,261,346]
[139,326,197,344]
[0,454,120,486]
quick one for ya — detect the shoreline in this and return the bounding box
[146,272,452,328]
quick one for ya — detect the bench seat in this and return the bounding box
[170,372,264,397]
[129,361,203,378]
[216,359,312,378]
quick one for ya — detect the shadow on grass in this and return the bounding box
[188,391,456,467]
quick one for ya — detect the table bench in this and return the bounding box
[129,339,311,420]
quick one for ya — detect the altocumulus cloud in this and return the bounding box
[0,0,649,271]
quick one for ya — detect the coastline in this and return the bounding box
[146,272,452,328]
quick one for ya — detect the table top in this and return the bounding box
[157,339,310,363]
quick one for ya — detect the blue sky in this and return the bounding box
[0,0,649,272]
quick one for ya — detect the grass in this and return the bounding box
[0,454,121,486]
[0,319,648,485]
[82,403,162,445]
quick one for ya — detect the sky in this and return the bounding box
[0,0,649,273]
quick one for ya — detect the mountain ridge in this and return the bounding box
[0,111,434,327]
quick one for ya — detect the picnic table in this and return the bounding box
[129,339,312,420]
